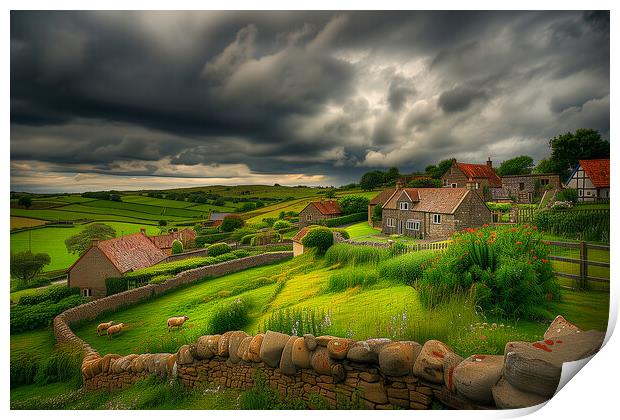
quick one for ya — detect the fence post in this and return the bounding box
[579,241,588,290]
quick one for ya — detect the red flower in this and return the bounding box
[515,241,522,245]
[533,255,537,260]
[483,223,489,228]
[480,335,487,341]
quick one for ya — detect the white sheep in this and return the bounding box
[106,323,125,339]
[167,316,189,332]
[96,321,115,336]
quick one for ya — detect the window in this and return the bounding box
[475,182,480,189]
[432,214,441,224]
[386,218,396,228]
[586,190,592,196]
[399,202,410,211]
[579,189,583,196]
[306,214,312,221]
[519,182,525,191]
[406,219,420,231]
[81,288,92,297]
[451,183,457,188]
[540,179,549,186]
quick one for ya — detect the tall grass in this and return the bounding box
[34,343,84,387]
[377,250,436,285]
[208,298,251,334]
[258,307,333,336]
[324,243,389,266]
[239,370,307,409]
[139,329,201,354]
[323,267,379,292]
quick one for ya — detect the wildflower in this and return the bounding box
[532,226,538,230]
[481,335,487,341]
[465,251,469,256]
[483,223,489,228]
[475,240,479,245]
[533,255,537,260]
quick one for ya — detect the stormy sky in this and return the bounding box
[10,11,610,193]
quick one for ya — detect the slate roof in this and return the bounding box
[149,228,197,249]
[306,200,343,215]
[383,188,470,214]
[94,233,167,274]
[369,188,397,205]
[291,227,311,243]
[456,162,502,188]
[578,159,610,188]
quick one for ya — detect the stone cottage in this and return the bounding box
[148,228,197,254]
[440,158,502,200]
[67,232,167,298]
[493,174,562,204]
[565,158,610,202]
[298,200,342,227]
[381,188,491,240]
[367,188,396,227]
[291,226,311,257]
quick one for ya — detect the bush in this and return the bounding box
[377,251,436,285]
[148,275,170,285]
[318,212,367,227]
[106,277,128,295]
[330,228,350,239]
[208,242,232,257]
[18,285,80,306]
[232,249,251,258]
[11,295,88,333]
[417,225,560,319]
[301,227,333,254]
[171,240,184,255]
[372,203,382,221]
[338,195,370,215]
[273,220,292,230]
[556,188,578,203]
[241,234,256,245]
[324,267,379,292]
[220,215,244,232]
[208,298,250,334]
[324,243,389,266]
[213,252,238,263]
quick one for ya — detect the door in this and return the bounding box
[398,220,403,234]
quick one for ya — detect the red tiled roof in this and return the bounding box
[383,188,470,214]
[369,188,396,205]
[150,228,197,249]
[578,159,610,188]
[309,200,342,215]
[456,162,502,188]
[96,233,167,274]
[291,227,311,243]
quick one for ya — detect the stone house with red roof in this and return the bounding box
[368,188,396,227]
[147,228,197,254]
[298,200,343,227]
[291,227,311,257]
[68,232,167,298]
[440,158,502,200]
[566,158,610,202]
[381,187,491,240]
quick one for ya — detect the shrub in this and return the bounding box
[273,220,291,230]
[377,251,436,285]
[318,212,367,227]
[148,275,170,285]
[324,267,379,292]
[232,249,251,258]
[208,242,232,257]
[18,285,80,306]
[239,202,257,212]
[11,295,88,333]
[372,203,382,221]
[324,243,389,266]
[214,252,238,263]
[556,188,578,203]
[262,217,276,226]
[241,234,256,245]
[208,298,250,334]
[171,240,184,255]
[301,227,333,254]
[106,277,128,295]
[338,195,370,215]
[330,228,350,239]
[220,215,244,232]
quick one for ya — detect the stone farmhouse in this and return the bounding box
[492,173,562,204]
[380,187,491,240]
[566,158,610,202]
[147,228,197,254]
[298,200,342,227]
[68,232,167,298]
[367,188,396,227]
[440,158,502,200]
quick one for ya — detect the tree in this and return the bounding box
[159,220,168,227]
[425,158,455,179]
[325,189,337,199]
[65,223,116,255]
[10,251,51,285]
[497,155,534,176]
[17,196,32,209]
[338,195,370,215]
[547,129,609,177]
[301,227,334,254]
[406,179,442,188]
[220,215,244,232]
[384,167,401,184]
[359,171,385,190]
[171,240,184,255]
[533,158,563,174]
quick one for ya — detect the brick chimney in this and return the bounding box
[486,157,493,168]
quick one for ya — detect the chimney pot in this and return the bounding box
[486,157,493,168]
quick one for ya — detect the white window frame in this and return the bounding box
[451,183,457,188]
[306,214,312,221]
[475,182,480,189]
[399,202,410,211]
[406,219,420,231]
[386,218,396,228]
[82,288,92,297]
[432,214,441,224]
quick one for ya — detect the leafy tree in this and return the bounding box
[497,155,534,176]
[239,202,257,212]
[17,196,32,209]
[425,158,455,179]
[10,251,51,285]
[158,220,168,227]
[220,215,244,232]
[545,129,609,177]
[372,203,383,221]
[384,167,401,184]
[533,158,563,174]
[338,195,370,215]
[406,179,442,188]
[325,189,337,199]
[213,198,226,206]
[65,223,116,255]
[359,171,385,190]
[171,240,184,255]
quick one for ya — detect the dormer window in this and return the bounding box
[399,202,410,211]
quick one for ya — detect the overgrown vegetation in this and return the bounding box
[323,267,379,292]
[300,226,333,254]
[377,250,435,285]
[239,371,307,409]
[208,298,251,334]
[258,307,333,336]
[11,342,83,389]
[324,243,389,266]
[533,209,609,242]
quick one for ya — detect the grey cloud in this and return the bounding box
[438,85,487,113]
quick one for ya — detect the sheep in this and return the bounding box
[167,316,189,332]
[96,321,115,336]
[106,323,125,339]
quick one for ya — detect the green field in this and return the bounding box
[10,222,161,272]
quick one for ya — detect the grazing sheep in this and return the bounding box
[106,323,125,339]
[96,321,115,336]
[167,316,189,332]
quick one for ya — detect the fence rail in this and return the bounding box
[543,240,610,290]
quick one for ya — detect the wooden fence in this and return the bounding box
[543,240,610,290]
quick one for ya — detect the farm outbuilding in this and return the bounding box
[298,200,342,227]
[147,228,197,254]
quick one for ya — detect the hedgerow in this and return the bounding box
[317,212,367,227]
[11,294,89,333]
[377,250,436,285]
[533,209,609,242]
[208,242,232,257]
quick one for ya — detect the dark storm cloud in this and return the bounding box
[10,10,609,190]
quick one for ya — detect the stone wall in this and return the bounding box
[78,317,604,410]
[162,248,210,263]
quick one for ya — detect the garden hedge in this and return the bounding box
[318,212,367,227]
